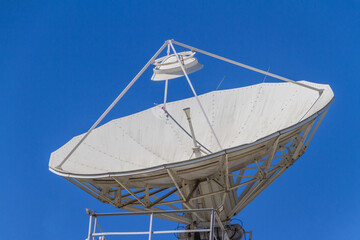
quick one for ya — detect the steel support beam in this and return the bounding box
[57,41,168,169]
[171,40,323,94]
[112,177,148,208]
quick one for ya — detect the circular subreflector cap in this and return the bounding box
[151,51,203,81]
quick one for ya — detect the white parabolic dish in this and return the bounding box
[49,81,333,177]
[48,40,334,224]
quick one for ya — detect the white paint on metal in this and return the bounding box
[151,51,203,81]
[50,81,333,175]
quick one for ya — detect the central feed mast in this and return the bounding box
[150,44,215,156]
[183,107,201,158]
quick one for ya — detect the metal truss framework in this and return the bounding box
[65,108,328,225]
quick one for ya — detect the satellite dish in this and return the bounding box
[49,40,334,234]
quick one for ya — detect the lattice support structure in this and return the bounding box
[64,108,328,225]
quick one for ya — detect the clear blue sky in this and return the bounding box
[1,1,359,239]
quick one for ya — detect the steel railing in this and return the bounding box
[86,208,230,240]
